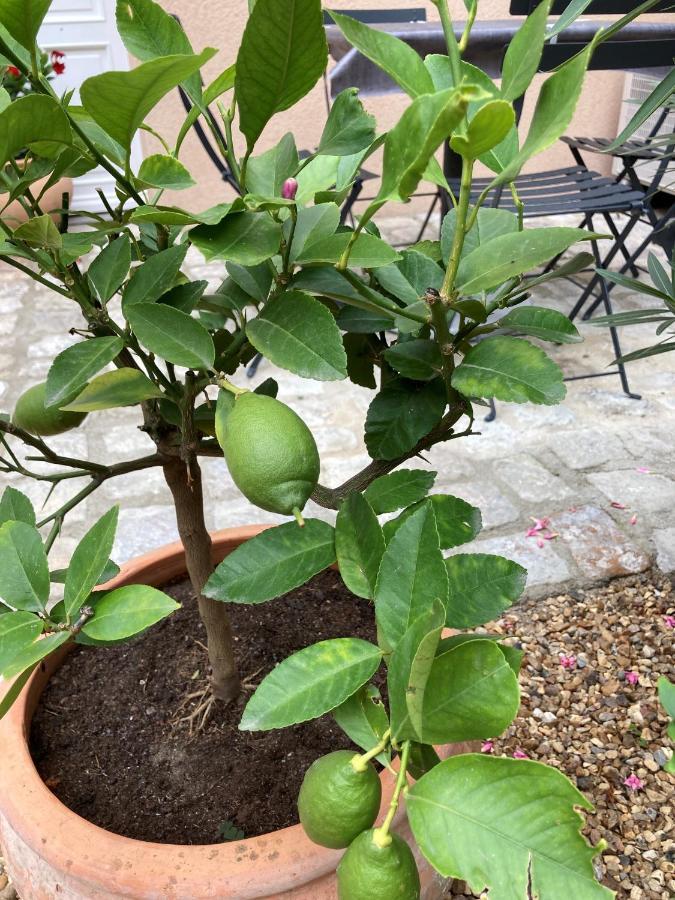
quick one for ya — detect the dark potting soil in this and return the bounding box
[30,569,380,845]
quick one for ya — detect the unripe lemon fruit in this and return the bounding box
[298,750,382,849]
[337,829,421,900]
[222,392,319,515]
[13,383,87,436]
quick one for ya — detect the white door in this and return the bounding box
[38,0,144,211]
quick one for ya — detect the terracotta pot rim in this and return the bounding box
[0,524,406,897]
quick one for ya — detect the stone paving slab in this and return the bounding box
[1,211,675,599]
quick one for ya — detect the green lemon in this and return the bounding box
[337,829,421,900]
[221,392,319,515]
[13,383,87,437]
[298,750,382,849]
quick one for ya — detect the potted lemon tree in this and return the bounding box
[0,0,655,897]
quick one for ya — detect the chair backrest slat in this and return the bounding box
[540,39,675,70]
[510,0,671,13]
[323,8,426,25]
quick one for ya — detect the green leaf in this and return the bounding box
[126,304,215,370]
[161,280,209,313]
[445,553,527,629]
[658,675,675,720]
[205,520,336,604]
[63,507,119,621]
[214,388,234,449]
[383,340,443,381]
[240,637,382,730]
[81,49,216,154]
[438,632,524,677]
[50,558,120,587]
[376,250,444,304]
[415,640,520,743]
[61,369,163,412]
[236,0,327,149]
[442,206,517,265]
[123,244,188,309]
[2,631,70,680]
[0,610,42,672]
[0,0,50,51]
[344,333,376,389]
[452,336,566,406]
[407,742,442,781]
[0,521,49,613]
[335,492,385,600]
[246,290,347,381]
[190,211,281,265]
[0,487,35,527]
[451,100,515,159]
[408,755,612,899]
[456,227,599,294]
[46,337,124,409]
[246,133,299,198]
[87,236,131,303]
[13,215,62,251]
[607,67,675,151]
[365,378,446,461]
[138,154,195,190]
[82,584,179,641]
[374,503,448,654]
[501,0,552,102]
[318,88,376,156]
[332,683,390,764]
[499,306,582,344]
[115,0,201,103]
[295,231,400,268]
[0,94,72,167]
[648,251,672,299]
[363,469,437,515]
[328,11,434,99]
[383,495,482,550]
[287,204,340,263]
[130,202,239,227]
[0,663,37,721]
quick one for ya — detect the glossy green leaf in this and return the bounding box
[13,215,61,250]
[335,492,385,600]
[499,306,582,344]
[161,280,209,314]
[87,236,131,303]
[0,663,37,721]
[0,487,35,528]
[246,290,347,381]
[365,378,446,461]
[63,507,119,620]
[438,633,524,677]
[0,0,50,51]
[126,303,215,370]
[295,231,400,268]
[441,206,517,265]
[456,227,599,294]
[332,683,390,764]
[363,469,437,515]
[328,11,434,99]
[61,369,163,412]
[82,584,179,641]
[452,336,566,406]
[246,133,299,198]
[287,204,340,263]
[50,558,120,587]
[445,553,526,629]
[122,244,188,309]
[46,337,124,409]
[130,201,239,227]
[190,211,281,265]
[376,250,444,304]
[2,631,70,680]
[138,154,195,190]
[205,520,336,604]
[240,637,382,730]
[451,100,515,159]
[383,340,443,381]
[236,0,327,149]
[374,503,448,654]
[416,639,520,743]
[407,742,442,781]
[214,388,234,449]
[549,0,594,37]
[0,91,65,168]
[608,67,675,151]
[408,755,612,899]
[501,0,552,101]
[383,495,482,550]
[318,88,376,156]
[0,610,42,672]
[81,49,215,154]
[0,521,49,613]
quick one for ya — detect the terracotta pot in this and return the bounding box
[0,526,474,900]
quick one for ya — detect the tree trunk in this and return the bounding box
[162,454,240,702]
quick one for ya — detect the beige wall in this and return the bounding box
[145,1,629,213]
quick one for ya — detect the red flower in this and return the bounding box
[51,50,66,75]
[7,65,20,77]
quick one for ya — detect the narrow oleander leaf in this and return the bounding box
[318,87,376,156]
[205,520,336,604]
[444,553,527,629]
[452,336,566,406]
[408,755,613,899]
[0,610,43,672]
[87,236,131,303]
[82,585,179,641]
[0,487,35,527]
[499,306,582,344]
[363,469,437,515]
[190,211,281,265]
[335,492,385,600]
[63,507,119,620]
[365,378,446,461]
[383,495,482,550]
[126,303,215,370]
[61,369,163,412]
[0,521,49,613]
[122,244,188,310]
[46,337,124,408]
[240,637,382,730]
[501,0,552,101]
[332,683,390,764]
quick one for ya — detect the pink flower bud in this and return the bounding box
[282,177,298,200]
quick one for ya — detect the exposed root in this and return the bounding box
[173,682,218,735]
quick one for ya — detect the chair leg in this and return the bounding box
[484,398,497,423]
[246,353,263,379]
[340,178,364,226]
[602,212,639,277]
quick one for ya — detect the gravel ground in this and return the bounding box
[1,574,673,900]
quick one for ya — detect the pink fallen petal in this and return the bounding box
[629,514,638,526]
[636,467,651,474]
[499,618,515,632]
[481,740,494,754]
[623,774,644,791]
[560,654,577,670]
[625,671,639,685]
[513,749,528,759]
[536,537,545,548]
[611,501,628,509]
[664,615,675,629]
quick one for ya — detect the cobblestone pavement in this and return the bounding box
[1,212,674,599]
